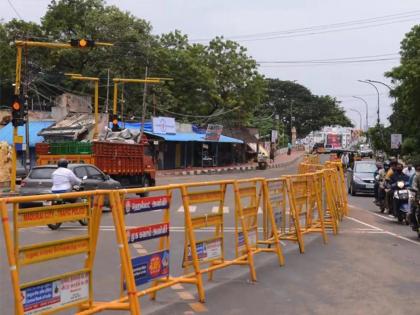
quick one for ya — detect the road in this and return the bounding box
[2,156,420,315]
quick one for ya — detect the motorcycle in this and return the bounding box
[392,180,414,224]
[409,198,420,238]
[47,178,89,230]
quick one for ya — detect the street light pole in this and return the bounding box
[349,108,362,130]
[358,79,380,125]
[366,79,397,104]
[352,96,369,131]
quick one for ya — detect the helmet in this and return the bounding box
[57,158,69,168]
[383,160,390,169]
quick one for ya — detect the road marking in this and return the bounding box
[171,283,184,290]
[189,302,208,312]
[178,206,197,213]
[347,216,420,246]
[211,206,229,213]
[177,291,195,300]
[371,212,396,222]
[132,243,148,255]
[346,216,382,231]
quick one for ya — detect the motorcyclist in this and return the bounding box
[376,161,390,211]
[51,159,81,193]
[384,160,398,214]
[409,164,420,230]
[389,163,410,216]
[373,162,383,204]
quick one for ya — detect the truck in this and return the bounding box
[325,133,343,150]
[35,137,156,188]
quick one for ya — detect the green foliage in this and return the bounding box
[0,0,352,133]
[402,137,417,155]
[385,24,420,155]
[367,124,391,153]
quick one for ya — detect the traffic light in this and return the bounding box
[109,114,121,132]
[11,96,25,127]
[70,38,95,48]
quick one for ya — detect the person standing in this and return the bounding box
[287,142,292,155]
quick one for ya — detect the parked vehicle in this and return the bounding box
[359,144,373,158]
[36,138,155,189]
[19,164,121,208]
[257,153,268,170]
[347,160,377,196]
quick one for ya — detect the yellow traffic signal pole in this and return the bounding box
[10,40,112,192]
[66,74,100,138]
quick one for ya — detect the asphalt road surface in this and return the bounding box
[2,156,420,315]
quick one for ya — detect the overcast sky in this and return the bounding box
[2,0,420,128]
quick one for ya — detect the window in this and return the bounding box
[73,167,88,179]
[29,168,56,179]
[354,163,377,173]
[86,166,104,180]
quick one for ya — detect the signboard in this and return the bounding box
[271,130,278,143]
[125,196,170,214]
[204,124,223,141]
[391,134,402,150]
[326,133,342,149]
[17,203,88,228]
[19,236,90,265]
[131,250,170,286]
[152,117,176,134]
[126,223,169,243]
[237,230,257,252]
[187,238,222,262]
[21,271,89,315]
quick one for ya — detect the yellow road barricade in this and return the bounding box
[262,177,306,253]
[0,190,110,315]
[233,178,285,267]
[180,180,258,301]
[284,172,328,252]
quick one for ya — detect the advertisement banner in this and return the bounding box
[126,223,169,243]
[17,203,88,228]
[125,196,170,214]
[271,130,278,143]
[187,238,222,262]
[131,250,170,286]
[326,133,342,149]
[152,117,176,134]
[21,271,89,315]
[204,124,223,141]
[237,230,257,252]
[390,134,402,150]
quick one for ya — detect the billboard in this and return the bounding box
[326,133,342,148]
[390,134,402,150]
[204,124,223,141]
[152,117,176,134]
[131,250,170,286]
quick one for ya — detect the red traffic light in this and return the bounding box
[12,101,21,111]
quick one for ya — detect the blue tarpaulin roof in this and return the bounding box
[116,122,242,144]
[0,121,55,147]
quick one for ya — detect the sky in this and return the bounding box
[2,0,420,128]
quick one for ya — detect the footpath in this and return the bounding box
[157,150,304,177]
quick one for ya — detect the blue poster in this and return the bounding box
[131,250,170,286]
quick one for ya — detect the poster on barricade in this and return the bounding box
[126,223,169,243]
[125,196,170,214]
[187,238,222,262]
[131,250,170,286]
[21,271,89,315]
[237,229,257,252]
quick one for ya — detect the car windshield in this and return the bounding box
[29,168,56,179]
[354,163,376,173]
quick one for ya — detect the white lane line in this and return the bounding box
[177,206,197,213]
[370,211,396,222]
[211,206,229,213]
[346,216,382,231]
[347,216,420,246]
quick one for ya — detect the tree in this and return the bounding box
[385,24,420,155]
